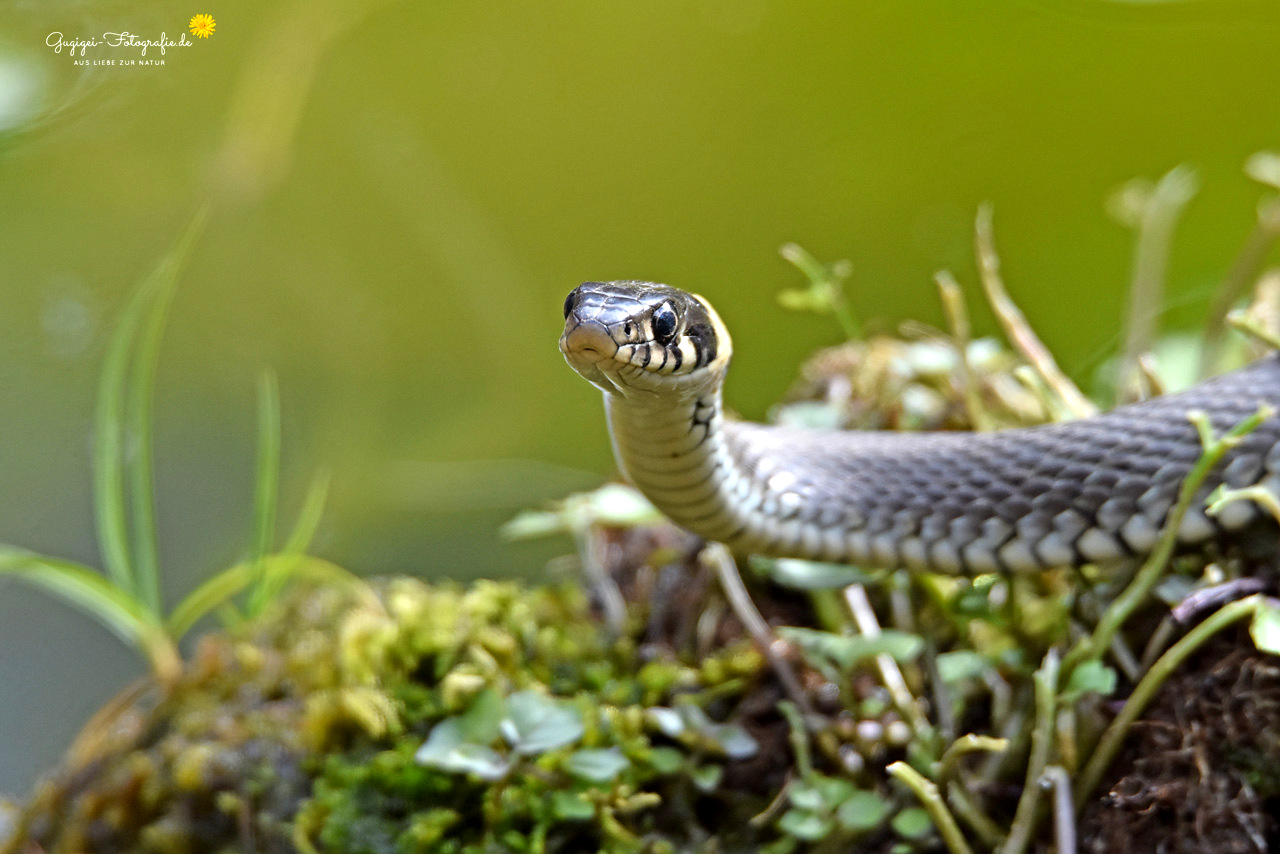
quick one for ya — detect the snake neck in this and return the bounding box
[603,386,772,552]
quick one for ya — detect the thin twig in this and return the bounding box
[935,270,993,432]
[844,584,934,745]
[574,522,627,638]
[1200,196,1280,375]
[1227,308,1280,352]
[974,204,1096,418]
[703,543,816,718]
[1118,165,1199,399]
[1043,765,1077,854]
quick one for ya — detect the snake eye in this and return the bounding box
[651,302,678,344]
[563,290,577,319]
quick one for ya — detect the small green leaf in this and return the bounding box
[550,791,595,821]
[457,688,505,743]
[0,547,179,680]
[564,748,629,783]
[780,627,924,671]
[778,809,833,841]
[1063,660,1117,701]
[415,719,509,780]
[777,287,830,314]
[787,780,826,811]
[500,509,569,540]
[501,484,661,541]
[936,650,989,684]
[646,706,685,738]
[1154,575,1197,607]
[762,557,879,591]
[646,746,684,774]
[891,807,933,840]
[1250,599,1280,655]
[835,790,890,832]
[501,691,584,755]
[691,764,723,793]
[707,722,758,760]
[583,483,661,526]
[815,775,855,806]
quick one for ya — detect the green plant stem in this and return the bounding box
[946,786,1006,851]
[936,734,1008,786]
[1073,594,1266,812]
[248,371,282,617]
[1000,648,1059,854]
[886,761,974,854]
[776,700,813,778]
[1061,405,1271,675]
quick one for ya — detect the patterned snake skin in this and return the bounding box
[718,359,1280,572]
[561,281,1280,573]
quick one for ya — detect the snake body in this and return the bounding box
[560,281,1280,573]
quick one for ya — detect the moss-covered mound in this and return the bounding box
[3,576,801,854]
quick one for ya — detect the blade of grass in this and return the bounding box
[93,275,155,596]
[246,371,281,617]
[282,469,331,555]
[168,555,371,638]
[251,469,332,613]
[94,211,206,603]
[126,211,207,615]
[252,371,281,562]
[0,547,180,682]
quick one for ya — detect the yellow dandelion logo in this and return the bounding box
[189,13,216,38]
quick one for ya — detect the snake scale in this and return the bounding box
[560,280,1280,574]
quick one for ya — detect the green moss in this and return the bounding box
[4,577,783,854]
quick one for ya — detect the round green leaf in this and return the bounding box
[836,791,889,832]
[564,748,630,783]
[501,690,584,755]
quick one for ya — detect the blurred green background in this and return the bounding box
[3,0,1280,796]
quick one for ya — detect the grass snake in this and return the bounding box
[560,280,1280,574]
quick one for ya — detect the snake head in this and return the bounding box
[560,281,731,398]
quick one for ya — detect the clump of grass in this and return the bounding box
[0,212,341,684]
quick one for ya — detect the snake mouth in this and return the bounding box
[560,315,620,362]
[560,313,628,394]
